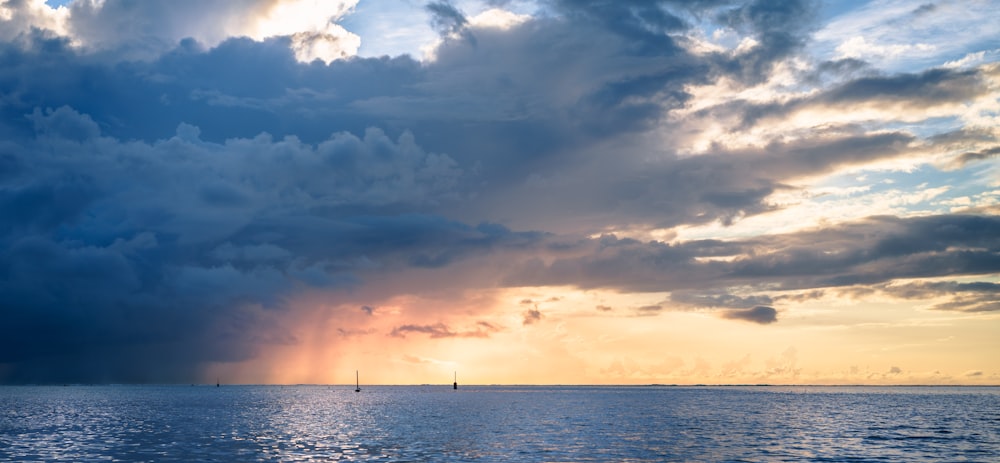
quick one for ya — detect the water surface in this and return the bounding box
[2,385,998,462]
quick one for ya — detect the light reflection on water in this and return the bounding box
[1,385,998,462]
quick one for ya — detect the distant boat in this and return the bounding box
[453,371,457,390]
[355,370,361,393]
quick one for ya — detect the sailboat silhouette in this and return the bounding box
[355,370,361,392]
[453,371,457,390]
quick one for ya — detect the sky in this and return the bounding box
[0,0,998,385]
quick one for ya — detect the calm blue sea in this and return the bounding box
[1,385,998,462]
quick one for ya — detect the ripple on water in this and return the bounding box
[1,385,998,462]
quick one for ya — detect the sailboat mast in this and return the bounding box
[453,371,457,390]
[355,370,361,392]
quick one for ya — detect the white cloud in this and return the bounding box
[288,26,360,63]
[834,35,935,61]
[251,0,361,62]
[0,0,70,40]
[814,0,1000,71]
[469,8,529,30]
[943,50,996,69]
[2,0,360,62]
[251,0,356,39]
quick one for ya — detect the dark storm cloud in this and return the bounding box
[395,8,709,183]
[0,1,840,235]
[722,66,991,130]
[722,306,777,324]
[818,67,985,105]
[713,0,820,83]
[0,31,423,143]
[538,0,820,133]
[842,281,1000,313]
[728,214,1000,288]
[549,0,689,57]
[505,214,1000,293]
[2,0,994,383]
[504,234,714,292]
[498,129,915,231]
[0,8,707,207]
[0,232,297,383]
[0,103,542,383]
[63,0,243,56]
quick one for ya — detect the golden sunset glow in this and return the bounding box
[207,282,999,386]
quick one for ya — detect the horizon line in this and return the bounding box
[5,383,999,388]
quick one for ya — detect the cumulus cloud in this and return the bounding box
[0,2,924,236]
[0,102,535,382]
[0,0,70,41]
[0,0,361,61]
